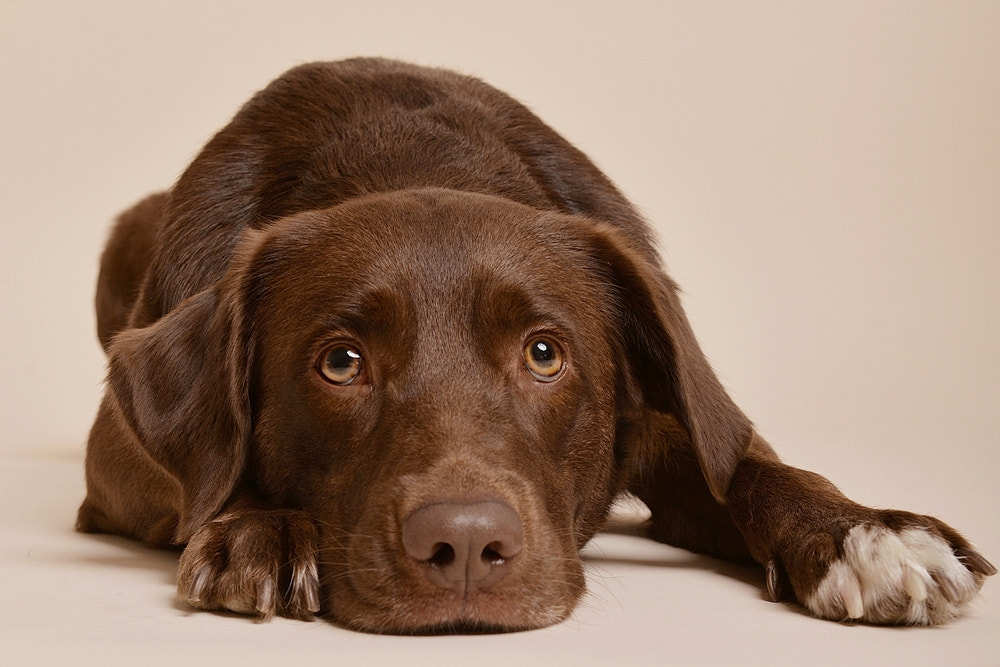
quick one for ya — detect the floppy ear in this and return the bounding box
[586,224,753,503]
[107,275,253,542]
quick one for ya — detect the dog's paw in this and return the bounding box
[176,510,320,621]
[795,523,994,625]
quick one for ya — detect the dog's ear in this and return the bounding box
[106,260,255,543]
[586,224,753,503]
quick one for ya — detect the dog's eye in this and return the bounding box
[523,337,565,381]
[318,345,363,385]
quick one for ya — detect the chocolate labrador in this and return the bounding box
[78,58,994,632]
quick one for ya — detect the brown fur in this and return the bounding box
[78,58,993,632]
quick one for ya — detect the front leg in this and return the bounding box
[176,502,320,621]
[728,436,995,624]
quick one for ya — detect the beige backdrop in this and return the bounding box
[1,1,998,665]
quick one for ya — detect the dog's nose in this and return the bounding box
[401,499,524,594]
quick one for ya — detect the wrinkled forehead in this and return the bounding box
[245,190,613,331]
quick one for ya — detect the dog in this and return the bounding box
[77,58,994,632]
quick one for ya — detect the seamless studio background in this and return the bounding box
[1,2,998,665]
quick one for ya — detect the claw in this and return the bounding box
[188,565,212,603]
[255,578,276,620]
[930,570,962,604]
[291,559,321,615]
[840,576,864,620]
[765,559,782,602]
[903,563,928,602]
[955,547,998,577]
[303,562,321,613]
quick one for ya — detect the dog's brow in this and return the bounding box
[311,285,414,339]
[470,280,573,338]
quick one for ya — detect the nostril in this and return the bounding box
[482,544,505,565]
[428,543,455,567]
[482,545,499,564]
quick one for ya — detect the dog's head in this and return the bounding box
[107,187,750,632]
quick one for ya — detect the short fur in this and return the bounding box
[78,58,994,632]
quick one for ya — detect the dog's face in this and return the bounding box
[239,189,632,631]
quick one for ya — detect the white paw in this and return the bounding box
[804,525,984,625]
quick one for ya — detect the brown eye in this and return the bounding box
[318,345,363,385]
[523,337,564,381]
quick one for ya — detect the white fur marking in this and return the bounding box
[804,525,981,625]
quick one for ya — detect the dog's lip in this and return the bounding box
[385,620,535,636]
[328,602,555,635]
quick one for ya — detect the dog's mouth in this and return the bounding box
[322,547,583,634]
[398,621,534,636]
[344,617,536,636]
[326,592,574,635]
